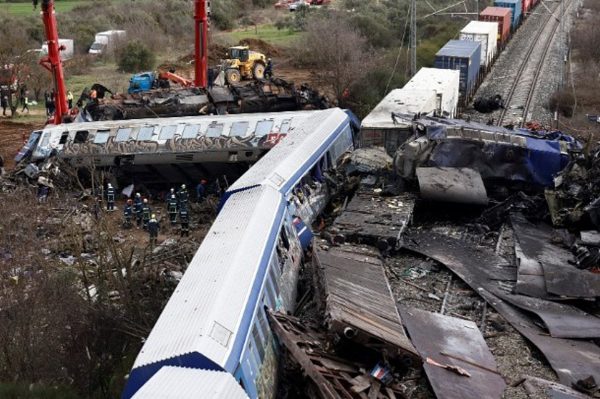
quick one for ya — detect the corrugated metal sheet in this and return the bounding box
[460,21,499,67]
[434,40,482,98]
[479,7,512,45]
[131,185,283,370]
[362,68,459,129]
[228,108,349,195]
[131,367,250,399]
[494,0,522,29]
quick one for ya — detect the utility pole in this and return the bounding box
[410,0,417,77]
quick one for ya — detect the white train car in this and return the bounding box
[122,108,359,399]
[360,67,460,154]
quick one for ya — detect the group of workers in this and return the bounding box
[117,181,210,246]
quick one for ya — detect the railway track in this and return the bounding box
[497,2,568,127]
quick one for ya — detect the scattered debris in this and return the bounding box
[416,167,488,205]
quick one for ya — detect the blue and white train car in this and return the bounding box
[122,108,359,399]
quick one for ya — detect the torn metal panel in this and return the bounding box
[513,238,550,299]
[511,213,600,298]
[416,167,488,205]
[267,311,407,399]
[497,292,600,339]
[315,245,419,360]
[399,306,506,399]
[331,191,415,250]
[402,232,600,388]
[478,289,600,389]
[521,376,591,399]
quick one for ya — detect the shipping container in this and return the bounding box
[459,21,499,68]
[361,67,460,153]
[434,40,481,103]
[522,0,532,14]
[494,0,522,30]
[479,7,512,47]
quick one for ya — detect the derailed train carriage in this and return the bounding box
[122,108,359,399]
[17,110,328,184]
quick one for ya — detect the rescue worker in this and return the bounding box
[148,214,160,247]
[167,194,178,225]
[177,184,189,209]
[106,183,115,211]
[142,198,151,230]
[123,199,133,228]
[179,205,190,237]
[1,95,7,116]
[265,58,274,79]
[134,193,143,227]
[196,179,207,203]
[67,91,74,109]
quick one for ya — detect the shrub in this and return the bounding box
[117,41,156,73]
[548,90,575,118]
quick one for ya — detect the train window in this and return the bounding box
[115,128,132,142]
[182,124,200,139]
[40,133,50,148]
[257,309,269,343]
[137,126,155,141]
[207,123,223,137]
[159,125,177,140]
[230,121,249,136]
[252,326,265,361]
[255,120,273,136]
[265,280,276,309]
[59,132,69,145]
[279,119,291,133]
[93,130,110,144]
[279,228,290,251]
[74,131,89,144]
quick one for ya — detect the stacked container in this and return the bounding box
[479,7,512,48]
[434,40,482,104]
[494,0,522,30]
[522,0,532,14]
[459,21,499,71]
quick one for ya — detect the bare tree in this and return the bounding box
[297,12,371,105]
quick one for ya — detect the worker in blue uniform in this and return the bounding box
[179,205,190,237]
[134,193,143,227]
[142,198,151,230]
[178,184,189,209]
[196,179,207,203]
[167,194,178,225]
[148,214,160,247]
[106,183,115,211]
[123,199,133,228]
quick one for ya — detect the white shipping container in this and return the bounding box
[41,39,74,60]
[460,21,498,67]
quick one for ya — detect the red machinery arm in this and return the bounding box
[194,0,208,88]
[158,71,194,87]
[39,0,68,124]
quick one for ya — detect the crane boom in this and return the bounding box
[194,0,208,88]
[39,0,68,124]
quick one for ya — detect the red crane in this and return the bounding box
[39,0,69,125]
[194,0,208,88]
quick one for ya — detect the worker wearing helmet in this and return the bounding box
[106,183,115,211]
[178,184,189,209]
[134,193,143,227]
[142,198,151,230]
[167,194,178,225]
[123,199,133,228]
[148,214,160,247]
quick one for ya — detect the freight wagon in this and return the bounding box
[460,21,499,71]
[494,0,522,30]
[479,7,512,49]
[434,40,481,105]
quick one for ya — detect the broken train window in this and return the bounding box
[279,119,291,133]
[59,131,69,145]
[115,127,132,142]
[159,125,177,140]
[93,130,110,144]
[74,130,89,144]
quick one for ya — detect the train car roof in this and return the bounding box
[436,39,482,59]
[362,68,460,129]
[227,107,350,196]
[131,367,249,399]
[125,186,284,397]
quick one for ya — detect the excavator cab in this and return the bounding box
[223,46,267,84]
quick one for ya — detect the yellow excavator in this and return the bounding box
[223,46,267,84]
